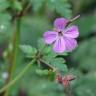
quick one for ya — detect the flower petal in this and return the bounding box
[53,36,66,53]
[54,18,68,31]
[43,31,58,44]
[63,26,79,38]
[64,37,77,52]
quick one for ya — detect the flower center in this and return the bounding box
[58,31,63,36]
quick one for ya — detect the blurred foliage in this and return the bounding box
[72,37,96,71]
[0,13,11,34]
[30,0,72,18]
[20,16,51,46]
[0,0,10,11]
[73,72,96,96]
[74,15,96,37]
[0,0,96,96]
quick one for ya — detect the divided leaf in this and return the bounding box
[20,45,37,58]
[50,58,68,73]
[47,0,72,19]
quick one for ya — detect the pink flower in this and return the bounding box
[43,18,79,53]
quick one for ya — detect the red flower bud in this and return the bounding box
[56,74,76,88]
[56,74,62,84]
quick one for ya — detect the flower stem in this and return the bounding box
[65,15,80,28]
[70,15,80,22]
[3,2,32,96]
[0,60,35,94]
[3,17,21,96]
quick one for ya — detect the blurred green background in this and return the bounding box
[0,0,96,96]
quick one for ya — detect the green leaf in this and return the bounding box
[37,38,56,55]
[20,45,37,58]
[36,69,49,76]
[12,1,22,11]
[55,0,72,18]
[0,0,10,11]
[37,38,45,51]
[47,0,72,19]
[50,58,68,73]
[31,0,45,12]
[59,52,68,56]
[37,38,57,64]
[30,0,72,18]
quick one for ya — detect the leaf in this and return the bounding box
[36,69,49,76]
[47,0,72,19]
[0,0,10,11]
[37,39,68,67]
[37,38,45,51]
[37,38,57,56]
[50,58,68,73]
[37,38,58,65]
[30,0,72,18]
[20,45,37,58]
[59,52,68,56]
[30,0,45,12]
[12,0,22,11]
[55,0,72,18]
